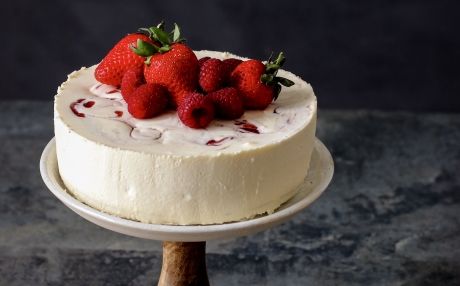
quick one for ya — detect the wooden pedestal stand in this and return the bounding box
[158,241,209,286]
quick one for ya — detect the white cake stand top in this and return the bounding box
[40,138,333,242]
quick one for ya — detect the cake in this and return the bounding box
[54,25,317,225]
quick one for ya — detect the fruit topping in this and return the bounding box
[198,57,211,68]
[207,87,244,119]
[95,34,155,86]
[178,92,215,129]
[132,23,198,107]
[93,21,295,128]
[199,58,226,93]
[126,84,168,119]
[222,58,242,82]
[230,52,294,110]
[121,67,145,101]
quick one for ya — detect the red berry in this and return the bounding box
[144,43,199,108]
[95,34,154,86]
[222,58,242,77]
[126,84,169,119]
[121,67,144,101]
[230,60,274,110]
[230,53,294,110]
[199,58,226,93]
[178,92,215,128]
[207,87,244,119]
[198,57,211,68]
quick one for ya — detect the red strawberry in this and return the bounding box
[143,43,198,107]
[121,67,144,101]
[198,56,210,68]
[131,24,198,108]
[95,33,154,86]
[126,84,168,119]
[199,58,226,93]
[178,92,215,128]
[207,87,244,119]
[230,52,294,110]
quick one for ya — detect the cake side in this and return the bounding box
[54,106,316,224]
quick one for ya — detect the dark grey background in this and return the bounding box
[2,0,459,111]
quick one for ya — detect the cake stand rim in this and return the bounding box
[40,137,334,241]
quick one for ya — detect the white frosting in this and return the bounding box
[54,50,317,225]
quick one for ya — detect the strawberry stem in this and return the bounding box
[260,52,295,100]
[130,39,158,56]
[133,22,186,65]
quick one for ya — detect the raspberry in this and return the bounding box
[121,67,144,101]
[198,56,211,68]
[126,84,169,119]
[178,92,215,128]
[198,58,226,93]
[207,87,244,119]
[222,58,242,77]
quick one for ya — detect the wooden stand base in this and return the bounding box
[158,241,209,286]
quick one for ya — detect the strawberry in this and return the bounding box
[120,67,144,101]
[207,87,244,119]
[131,23,199,108]
[178,92,215,128]
[198,56,211,68]
[199,58,226,93]
[230,52,294,110]
[95,33,154,86]
[126,83,168,119]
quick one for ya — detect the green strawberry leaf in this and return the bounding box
[273,84,282,101]
[150,27,171,45]
[261,74,274,84]
[172,23,181,42]
[260,51,294,100]
[138,28,153,38]
[274,52,286,67]
[130,39,158,57]
[275,76,295,87]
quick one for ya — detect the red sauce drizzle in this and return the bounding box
[70,98,86,117]
[240,123,260,134]
[206,136,233,146]
[83,101,95,108]
[234,119,260,134]
[107,89,119,94]
[114,111,123,117]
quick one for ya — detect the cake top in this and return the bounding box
[55,50,316,156]
[54,22,316,156]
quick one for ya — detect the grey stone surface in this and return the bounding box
[1,101,459,286]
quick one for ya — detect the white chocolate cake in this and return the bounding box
[54,51,317,225]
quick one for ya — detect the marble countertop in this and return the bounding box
[1,101,459,286]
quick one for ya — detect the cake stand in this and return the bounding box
[40,138,334,285]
